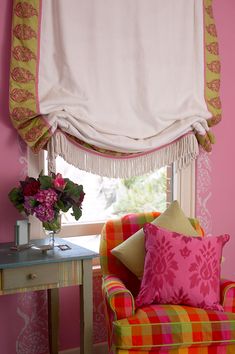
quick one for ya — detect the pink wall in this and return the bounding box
[207,0,235,281]
[0,0,235,353]
[0,0,24,242]
[0,3,107,352]
[0,1,36,354]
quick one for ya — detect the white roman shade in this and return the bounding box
[9,0,221,177]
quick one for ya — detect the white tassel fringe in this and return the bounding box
[47,131,199,177]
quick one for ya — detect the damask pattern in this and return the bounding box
[135,224,228,311]
[196,149,212,235]
[93,274,108,343]
[16,292,48,354]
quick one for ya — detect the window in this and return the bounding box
[56,155,173,222]
[28,149,195,249]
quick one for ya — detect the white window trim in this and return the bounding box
[28,149,196,239]
[173,160,196,218]
[27,149,45,238]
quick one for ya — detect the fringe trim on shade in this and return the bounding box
[47,131,199,178]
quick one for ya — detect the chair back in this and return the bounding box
[100,211,203,294]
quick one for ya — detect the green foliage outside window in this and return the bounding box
[55,154,170,222]
[97,168,167,218]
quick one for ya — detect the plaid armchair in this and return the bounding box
[100,212,235,354]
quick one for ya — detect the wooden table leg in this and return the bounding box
[80,259,93,354]
[47,288,59,354]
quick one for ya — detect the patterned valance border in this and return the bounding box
[9,0,221,159]
[9,0,51,153]
[199,0,222,151]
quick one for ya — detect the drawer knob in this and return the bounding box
[28,273,37,280]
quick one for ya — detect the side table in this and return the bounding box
[0,238,98,354]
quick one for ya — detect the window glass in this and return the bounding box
[54,156,173,224]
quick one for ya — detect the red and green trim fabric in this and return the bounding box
[9,0,52,152]
[199,0,222,152]
[100,212,235,354]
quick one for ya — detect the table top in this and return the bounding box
[0,238,98,269]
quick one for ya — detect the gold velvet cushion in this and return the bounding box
[111,200,199,278]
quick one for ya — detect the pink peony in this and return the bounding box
[53,173,67,190]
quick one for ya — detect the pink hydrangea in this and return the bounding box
[23,196,35,215]
[35,188,58,205]
[34,204,54,222]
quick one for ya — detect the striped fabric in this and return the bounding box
[113,304,235,351]
[100,212,235,354]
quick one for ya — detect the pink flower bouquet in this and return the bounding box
[8,173,85,231]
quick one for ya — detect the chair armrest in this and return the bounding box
[220,279,235,312]
[102,275,135,320]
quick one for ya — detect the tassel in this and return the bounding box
[48,131,199,178]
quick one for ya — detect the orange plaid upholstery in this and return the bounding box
[100,212,235,354]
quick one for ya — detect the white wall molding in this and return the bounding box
[27,148,45,238]
[174,160,196,217]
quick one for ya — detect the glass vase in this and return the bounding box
[42,214,61,249]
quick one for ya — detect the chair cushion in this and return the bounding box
[135,224,230,311]
[111,201,200,279]
[113,304,235,351]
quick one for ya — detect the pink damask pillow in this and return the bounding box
[135,223,230,311]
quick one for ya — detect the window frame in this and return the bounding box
[28,149,196,239]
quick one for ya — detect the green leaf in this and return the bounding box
[8,188,22,203]
[43,214,61,232]
[71,205,82,221]
[55,200,71,213]
[55,200,64,209]
[16,204,25,213]
[39,175,52,189]
[64,181,83,197]
[8,188,25,213]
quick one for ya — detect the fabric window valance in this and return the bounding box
[9,0,221,177]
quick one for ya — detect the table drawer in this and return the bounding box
[2,264,59,290]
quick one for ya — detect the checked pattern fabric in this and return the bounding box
[100,212,235,354]
[113,304,235,351]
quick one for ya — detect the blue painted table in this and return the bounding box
[0,238,98,354]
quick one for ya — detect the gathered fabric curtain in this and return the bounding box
[9,0,221,177]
